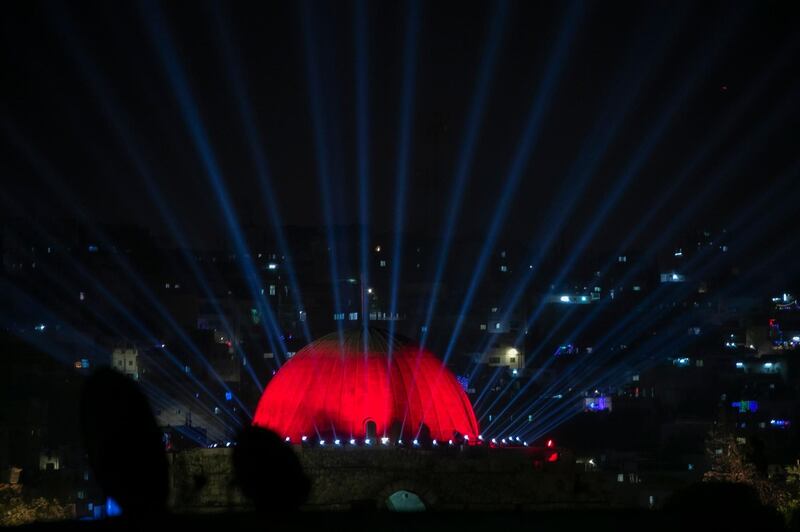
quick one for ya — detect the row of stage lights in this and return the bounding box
[277,435,556,450]
[207,441,236,448]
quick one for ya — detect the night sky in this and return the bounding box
[1,0,798,251]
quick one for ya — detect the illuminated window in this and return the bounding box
[348,312,358,320]
[380,260,387,267]
[333,313,345,321]
[480,324,487,330]
[500,265,508,272]
[269,285,276,296]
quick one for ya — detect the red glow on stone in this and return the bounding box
[547,452,559,462]
[253,329,479,443]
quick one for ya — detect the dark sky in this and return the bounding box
[1,0,798,251]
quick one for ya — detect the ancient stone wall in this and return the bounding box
[167,446,613,512]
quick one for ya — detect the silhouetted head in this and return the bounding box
[232,426,310,513]
[80,368,168,519]
[417,423,432,447]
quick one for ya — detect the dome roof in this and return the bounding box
[252,328,479,442]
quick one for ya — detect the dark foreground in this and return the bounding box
[7,508,793,532]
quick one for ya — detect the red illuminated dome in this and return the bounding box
[253,328,479,443]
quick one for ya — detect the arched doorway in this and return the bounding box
[386,490,426,512]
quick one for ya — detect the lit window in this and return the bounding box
[380,260,387,267]
[348,312,358,320]
[480,324,487,330]
[617,474,624,482]
[500,265,508,272]
[269,285,276,296]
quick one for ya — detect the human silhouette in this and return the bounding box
[417,423,432,448]
[232,426,310,513]
[80,368,169,521]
